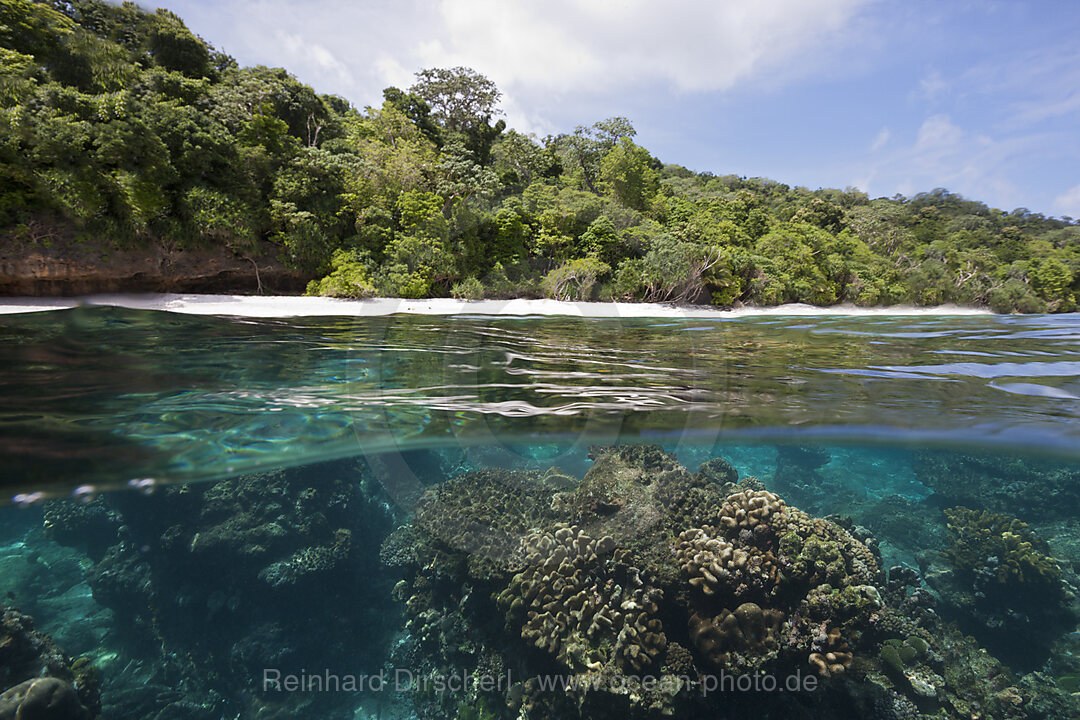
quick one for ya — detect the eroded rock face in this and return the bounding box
[0,231,309,296]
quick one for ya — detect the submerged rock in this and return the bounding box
[0,677,90,720]
[915,451,1080,521]
[0,606,98,719]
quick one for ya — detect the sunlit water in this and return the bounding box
[1,303,1079,719]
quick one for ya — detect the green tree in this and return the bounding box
[555,117,635,195]
[306,248,376,297]
[382,85,440,144]
[210,66,337,147]
[409,66,502,135]
[344,101,437,209]
[599,137,659,211]
[753,222,842,305]
[434,138,499,213]
[578,215,619,259]
[1029,257,1073,309]
[493,129,556,189]
[147,9,210,77]
[269,146,359,272]
[373,190,452,297]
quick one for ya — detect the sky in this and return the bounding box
[164,0,1080,219]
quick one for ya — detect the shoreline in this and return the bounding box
[0,293,995,318]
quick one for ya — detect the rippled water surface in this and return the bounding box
[3,305,1080,720]
[1,307,1079,497]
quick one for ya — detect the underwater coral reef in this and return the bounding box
[0,605,99,719]
[382,445,1080,720]
[29,459,399,719]
[2,445,1080,719]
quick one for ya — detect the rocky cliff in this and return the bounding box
[0,224,310,296]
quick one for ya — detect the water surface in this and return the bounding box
[1,303,1079,720]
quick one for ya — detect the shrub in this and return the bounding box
[306,249,376,298]
[542,256,610,301]
[451,276,484,300]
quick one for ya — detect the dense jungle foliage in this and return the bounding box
[2,0,1078,311]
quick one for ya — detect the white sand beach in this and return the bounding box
[0,294,995,318]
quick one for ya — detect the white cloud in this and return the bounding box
[850,113,1060,209]
[905,115,1021,201]
[277,32,353,86]
[1054,184,1080,219]
[373,56,415,96]
[870,127,890,151]
[913,114,966,156]
[427,0,871,95]
[170,0,873,127]
[957,44,1080,129]
[916,67,947,100]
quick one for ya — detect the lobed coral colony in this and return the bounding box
[383,445,1080,720]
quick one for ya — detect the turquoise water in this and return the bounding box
[1,307,1080,719]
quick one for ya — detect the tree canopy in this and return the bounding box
[1,0,1077,312]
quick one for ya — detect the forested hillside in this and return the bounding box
[2,0,1078,311]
